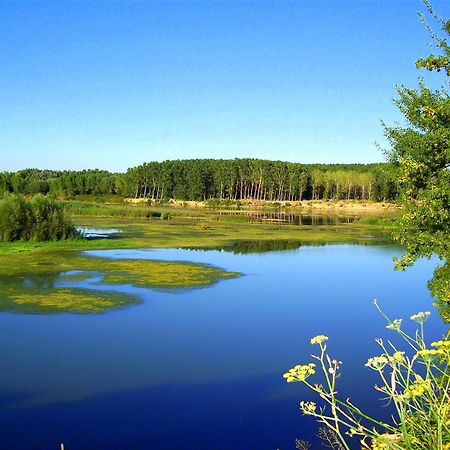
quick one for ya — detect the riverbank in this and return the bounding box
[124,197,398,214]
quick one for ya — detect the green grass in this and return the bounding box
[357,215,397,227]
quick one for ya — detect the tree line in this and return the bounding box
[0,159,399,202]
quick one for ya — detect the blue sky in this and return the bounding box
[1,0,449,172]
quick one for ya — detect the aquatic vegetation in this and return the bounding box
[0,249,239,314]
[0,288,138,314]
[0,213,387,315]
[93,257,238,288]
[283,303,450,449]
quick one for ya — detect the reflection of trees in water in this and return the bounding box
[187,239,391,255]
[221,240,305,254]
[217,212,358,226]
[184,240,305,254]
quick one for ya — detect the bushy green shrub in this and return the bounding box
[0,194,78,241]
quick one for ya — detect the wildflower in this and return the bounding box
[387,351,405,365]
[371,434,402,449]
[431,339,450,349]
[394,393,407,402]
[386,319,402,331]
[299,401,316,415]
[404,375,432,398]
[410,311,431,323]
[365,356,389,371]
[415,348,439,358]
[283,363,316,382]
[310,335,328,345]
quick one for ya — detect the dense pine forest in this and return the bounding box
[0,159,398,202]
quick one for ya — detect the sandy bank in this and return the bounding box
[125,198,398,214]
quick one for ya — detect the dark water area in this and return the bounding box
[0,245,445,450]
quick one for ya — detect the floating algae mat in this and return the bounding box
[0,250,239,314]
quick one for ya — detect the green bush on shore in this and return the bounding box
[0,194,78,242]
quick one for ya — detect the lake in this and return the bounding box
[0,243,444,450]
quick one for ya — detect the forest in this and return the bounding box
[0,159,398,202]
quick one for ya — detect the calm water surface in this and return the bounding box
[0,244,444,450]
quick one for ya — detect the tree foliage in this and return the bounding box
[0,161,399,202]
[126,159,398,202]
[384,2,450,317]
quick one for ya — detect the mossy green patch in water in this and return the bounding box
[0,288,138,314]
[0,250,239,314]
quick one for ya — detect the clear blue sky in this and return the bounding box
[1,0,449,172]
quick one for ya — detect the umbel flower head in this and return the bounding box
[410,311,431,323]
[386,319,402,331]
[299,401,317,415]
[404,375,432,399]
[310,335,328,345]
[283,363,316,382]
[365,355,389,371]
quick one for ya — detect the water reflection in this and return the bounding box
[76,227,123,239]
[192,239,391,254]
[217,211,359,225]
[0,245,446,450]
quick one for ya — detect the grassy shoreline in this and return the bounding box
[0,212,393,255]
[0,208,394,314]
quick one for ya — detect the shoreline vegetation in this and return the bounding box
[0,197,396,253]
[0,197,394,314]
[56,197,399,225]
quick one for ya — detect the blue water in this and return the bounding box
[0,245,445,450]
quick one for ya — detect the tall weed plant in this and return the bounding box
[284,302,450,449]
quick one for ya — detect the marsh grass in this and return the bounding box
[60,199,165,219]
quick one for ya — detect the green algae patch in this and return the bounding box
[0,249,239,314]
[99,259,238,288]
[0,288,138,314]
